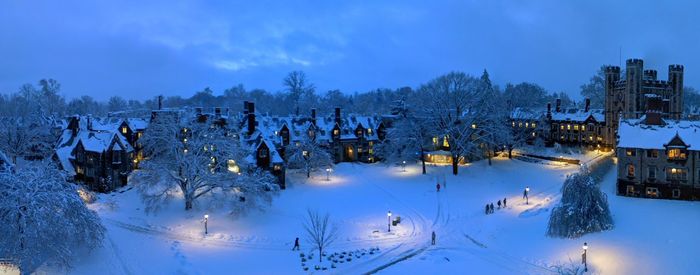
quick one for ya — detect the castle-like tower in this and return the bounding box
[603,59,684,148]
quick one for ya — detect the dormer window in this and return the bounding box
[333,129,339,136]
[367,129,373,135]
[121,127,128,134]
[626,149,636,156]
[668,148,687,160]
[259,148,268,158]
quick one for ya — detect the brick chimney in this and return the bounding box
[243,101,249,115]
[247,102,256,135]
[584,98,591,112]
[335,107,341,126]
[311,108,317,126]
[555,98,561,112]
[157,95,163,110]
[546,103,552,120]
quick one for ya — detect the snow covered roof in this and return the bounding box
[550,108,604,123]
[618,119,700,149]
[126,118,149,131]
[77,131,134,153]
[510,108,545,120]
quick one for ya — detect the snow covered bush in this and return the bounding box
[134,116,278,212]
[547,166,613,238]
[0,161,105,274]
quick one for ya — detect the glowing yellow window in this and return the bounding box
[443,137,450,148]
[582,125,586,131]
[525,122,529,128]
[567,124,571,130]
[532,123,536,128]
[227,160,240,173]
[512,121,515,127]
[121,127,127,134]
[574,125,579,130]
[560,125,564,130]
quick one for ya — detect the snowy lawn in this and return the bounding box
[61,155,700,275]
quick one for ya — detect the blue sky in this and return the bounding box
[1,0,698,100]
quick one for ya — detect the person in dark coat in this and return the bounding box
[503,198,507,208]
[490,203,495,213]
[497,200,502,209]
[436,182,441,192]
[485,204,490,215]
[292,237,300,251]
[431,231,436,245]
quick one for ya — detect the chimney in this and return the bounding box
[158,95,163,110]
[86,115,93,131]
[215,107,221,116]
[584,98,591,112]
[335,107,341,126]
[243,101,249,115]
[311,108,317,126]
[644,96,664,126]
[555,98,561,113]
[247,102,256,135]
[546,103,552,120]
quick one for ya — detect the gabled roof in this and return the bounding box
[550,108,604,123]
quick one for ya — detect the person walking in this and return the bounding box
[497,200,502,209]
[490,203,494,213]
[431,231,436,245]
[503,198,507,208]
[485,203,490,215]
[292,237,300,251]
[436,182,441,192]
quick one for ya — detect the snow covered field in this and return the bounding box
[49,155,700,275]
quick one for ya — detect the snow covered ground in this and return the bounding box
[43,155,700,275]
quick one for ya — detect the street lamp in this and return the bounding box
[582,242,588,272]
[387,211,392,232]
[525,186,530,205]
[325,168,331,181]
[402,160,406,172]
[204,214,209,235]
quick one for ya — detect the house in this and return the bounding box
[53,115,139,192]
[547,98,606,148]
[616,104,700,200]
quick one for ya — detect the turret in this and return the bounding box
[669,64,684,120]
[625,59,644,118]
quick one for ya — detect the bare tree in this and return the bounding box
[303,209,338,263]
[285,136,333,178]
[0,117,53,164]
[0,161,105,274]
[379,113,433,174]
[283,71,316,116]
[134,115,279,211]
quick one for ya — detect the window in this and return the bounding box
[273,164,282,171]
[626,164,635,178]
[112,153,121,164]
[560,124,564,130]
[512,121,515,127]
[667,167,688,181]
[626,149,636,156]
[672,189,681,199]
[574,125,579,131]
[646,187,659,198]
[432,137,438,145]
[531,123,536,128]
[648,166,656,179]
[442,137,450,148]
[333,129,339,136]
[302,150,309,157]
[471,124,477,129]
[626,185,635,196]
[308,129,315,139]
[227,160,240,173]
[518,122,523,127]
[121,127,127,134]
[646,150,658,158]
[567,124,571,130]
[367,129,373,135]
[525,122,529,128]
[581,125,586,131]
[668,148,687,160]
[259,148,268,158]
[76,166,84,175]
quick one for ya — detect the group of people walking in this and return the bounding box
[485,198,507,214]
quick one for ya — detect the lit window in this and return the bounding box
[227,160,240,173]
[471,124,476,129]
[532,123,536,128]
[512,121,515,127]
[627,164,635,177]
[368,129,373,135]
[519,122,523,128]
[582,125,586,131]
[668,148,686,160]
[525,122,529,128]
[274,164,282,171]
[333,129,339,136]
[574,125,579,131]
[443,137,450,148]
[432,137,438,145]
[626,149,636,156]
[560,125,564,130]
[567,124,571,130]
[121,127,127,134]
[302,150,309,157]
[667,167,688,181]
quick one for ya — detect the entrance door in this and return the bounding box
[345,145,355,161]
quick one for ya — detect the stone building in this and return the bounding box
[616,107,700,200]
[603,59,684,148]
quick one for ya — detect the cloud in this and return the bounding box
[0,0,699,100]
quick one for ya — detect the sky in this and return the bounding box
[1,0,699,101]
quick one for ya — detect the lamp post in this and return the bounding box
[387,211,392,232]
[204,214,209,235]
[325,168,331,181]
[525,186,530,205]
[582,242,588,272]
[402,160,406,172]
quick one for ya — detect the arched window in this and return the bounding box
[627,164,635,178]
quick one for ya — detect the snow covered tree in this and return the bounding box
[0,117,54,164]
[416,72,495,175]
[303,209,338,263]
[547,166,614,238]
[134,116,279,211]
[579,67,605,109]
[379,112,433,174]
[0,161,105,274]
[285,136,333,178]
